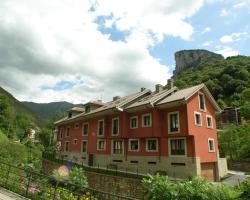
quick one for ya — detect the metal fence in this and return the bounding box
[0,161,140,200]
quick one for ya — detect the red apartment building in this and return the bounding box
[55,83,228,181]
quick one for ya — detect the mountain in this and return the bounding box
[22,101,83,119]
[172,50,250,107]
[0,87,47,127]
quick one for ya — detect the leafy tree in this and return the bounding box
[0,94,14,136]
[14,114,35,141]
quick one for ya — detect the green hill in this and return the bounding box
[172,54,250,107]
[22,101,83,119]
[0,87,47,127]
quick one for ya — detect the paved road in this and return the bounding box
[221,170,249,186]
[0,187,27,200]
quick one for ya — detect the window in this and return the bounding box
[65,141,69,152]
[112,118,119,135]
[98,120,104,136]
[168,112,180,133]
[129,139,139,151]
[97,139,106,150]
[142,113,152,127]
[74,123,79,129]
[82,141,88,153]
[66,127,70,137]
[130,116,138,129]
[146,139,158,152]
[206,115,213,128]
[169,138,186,156]
[194,112,202,126]
[82,123,89,136]
[208,139,215,152]
[112,140,123,154]
[199,93,206,111]
[73,139,77,144]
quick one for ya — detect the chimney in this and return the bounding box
[167,79,174,89]
[113,96,121,101]
[155,84,164,93]
[141,87,146,92]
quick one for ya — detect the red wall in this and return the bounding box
[187,91,218,163]
[57,90,218,162]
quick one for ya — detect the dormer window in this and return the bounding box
[199,93,206,111]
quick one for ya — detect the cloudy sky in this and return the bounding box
[0,0,249,104]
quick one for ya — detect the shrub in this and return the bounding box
[239,178,250,200]
[69,167,88,188]
[142,175,241,200]
[142,174,178,200]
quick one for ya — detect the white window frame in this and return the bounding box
[146,138,158,152]
[194,111,202,126]
[66,127,70,137]
[111,139,124,155]
[168,111,180,134]
[73,139,78,145]
[142,113,152,128]
[111,117,119,136]
[130,116,138,129]
[198,92,206,112]
[97,139,106,151]
[206,115,213,128]
[128,139,140,152]
[208,138,215,152]
[168,137,187,157]
[97,119,105,136]
[65,141,69,152]
[82,122,89,136]
[74,123,79,129]
[81,140,88,153]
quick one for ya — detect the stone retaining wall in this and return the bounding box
[42,159,146,199]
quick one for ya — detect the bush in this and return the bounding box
[239,178,250,200]
[142,175,241,200]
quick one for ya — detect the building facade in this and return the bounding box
[55,83,227,181]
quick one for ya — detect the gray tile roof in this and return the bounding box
[156,84,204,105]
[126,86,178,109]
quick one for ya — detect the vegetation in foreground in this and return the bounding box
[143,174,250,200]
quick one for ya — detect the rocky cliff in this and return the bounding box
[174,49,224,74]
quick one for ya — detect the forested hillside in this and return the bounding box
[0,87,48,141]
[173,55,250,109]
[22,101,82,119]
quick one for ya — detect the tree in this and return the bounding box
[0,94,14,136]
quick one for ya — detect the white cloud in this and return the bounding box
[202,40,213,46]
[219,32,248,43]
[201,27,211,34]
[220,9,229,17]
[216,47,239,58]
[92,0,206,42]
[0,0,207,103]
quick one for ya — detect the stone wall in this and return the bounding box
[42,159,146,199]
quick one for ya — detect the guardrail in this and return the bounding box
[0,161,140,200]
